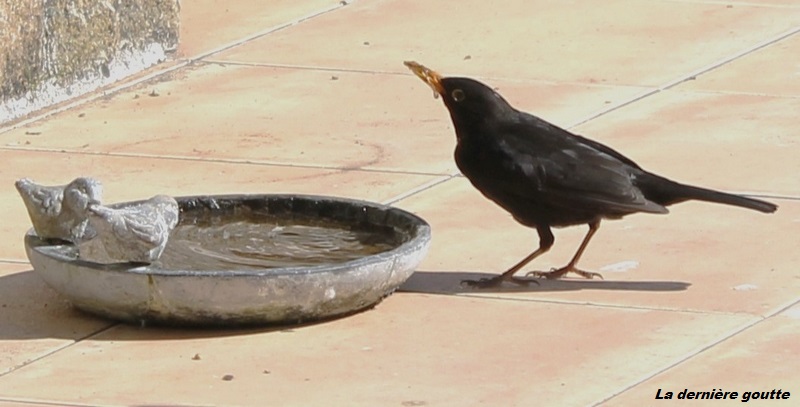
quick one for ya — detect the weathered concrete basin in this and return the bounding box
[25,194,431,327]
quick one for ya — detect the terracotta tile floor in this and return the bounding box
[1,0,798,405]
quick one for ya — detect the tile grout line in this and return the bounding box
[0,146,448,178]
[664,87,800,101]
[658,0,800,9]
[2,11,796,139]
[591,296,800,406]
[0,397,112,407]
[567,25,800,129]
[0,258,30,264]
[10,147,798,201]
[0,324,118,380]
[203,58,665,99]
[0,61,188,136]
[741,193,800,202]
[413,290,756,318]
[0,2,350,135]
[181,2,348,64]
[657,26,800,92]
[200,58,800,102]
[472,295,749,317]
[203,59,411,78]
[2,145,797,200]
[381,169,469,205]
[381,175,456,205]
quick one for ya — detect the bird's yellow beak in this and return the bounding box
[404,61,444,98]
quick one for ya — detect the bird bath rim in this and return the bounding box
[24,194,432,327]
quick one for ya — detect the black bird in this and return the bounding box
[404,61,777,288]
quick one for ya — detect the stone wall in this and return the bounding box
[0,0,180,124]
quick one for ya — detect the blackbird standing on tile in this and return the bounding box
[404,61,777,288]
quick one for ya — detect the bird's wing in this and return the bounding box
[91,205,159,246]
[119,206,169,245]
[486,122,667,215]
[28,186,63,217]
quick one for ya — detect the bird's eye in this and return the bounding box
[451,89,466,102]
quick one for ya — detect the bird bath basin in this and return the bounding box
[25,194,431,327]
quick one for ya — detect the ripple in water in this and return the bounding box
[153,216,401,271]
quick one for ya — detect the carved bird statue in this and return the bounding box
[78,195,180,264]
[15,177,103,242]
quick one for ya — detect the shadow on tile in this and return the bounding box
[84,308,382,341]
[0,269,113,341]
[399,270,691,294]
[0,270,376,341]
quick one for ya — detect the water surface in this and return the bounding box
[153,214,401,271]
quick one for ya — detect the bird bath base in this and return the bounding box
[25,194,431,327]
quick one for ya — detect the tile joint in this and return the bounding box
[592,297,800,406]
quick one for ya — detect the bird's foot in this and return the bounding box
[461,274,540,288]
[526,266,603,280]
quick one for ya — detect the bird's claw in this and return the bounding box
[460,278,494,288]
[525,271,552,279]
[526,267,604,280]
[580,271,604,280]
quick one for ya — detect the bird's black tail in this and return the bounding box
[639,174,778,213]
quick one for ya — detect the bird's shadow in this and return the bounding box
[399,270,691,294]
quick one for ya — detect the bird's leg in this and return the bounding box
[527,221,603,280]
[462,226,554,288]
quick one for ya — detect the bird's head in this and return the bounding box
[66,177,102,197]
[63,177,103,212]
[404,61,517,136]
[14,178,33,192]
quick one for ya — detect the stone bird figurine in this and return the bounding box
[78,195,180,264]
[15,177,103,242]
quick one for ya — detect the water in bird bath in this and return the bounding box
[153,213,402,271]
